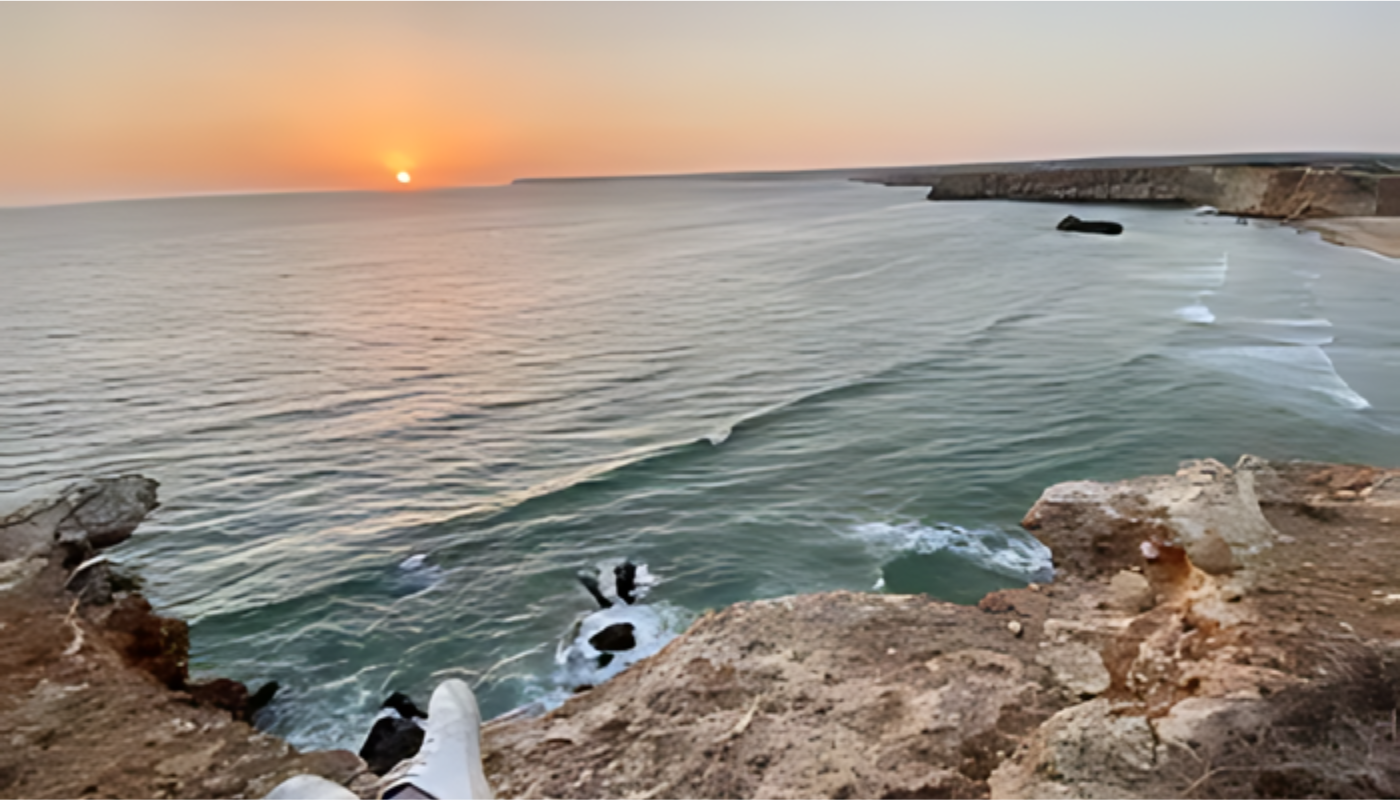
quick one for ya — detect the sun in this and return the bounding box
[397,171,411,184]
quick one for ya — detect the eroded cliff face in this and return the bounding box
[481,457,1400,799]
[874,163,1400,220]
[0,478,377,800]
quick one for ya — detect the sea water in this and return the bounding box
[2,179,1397,749]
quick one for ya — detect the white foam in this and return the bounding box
[394,553,446,595]
[1175,303,1215,324]
[552,601,692,691]
[1191,345,1370,410]
[590,557,658,604]
[705,427,731,446]
[1256,318,1332,328]
[845,521,1054,582]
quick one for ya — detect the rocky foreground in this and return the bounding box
[0,478,377,799]
[4,458,1400,799]
[481,457,1400,798]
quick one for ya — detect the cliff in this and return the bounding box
[481,457,1400,799]
[0,478,377,800]
[859,154,1400,220]
[8,458,1399,799]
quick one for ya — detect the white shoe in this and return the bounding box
[265,774,358,799]
[380,679,493,800]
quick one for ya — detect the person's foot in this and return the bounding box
[379,679,493,799]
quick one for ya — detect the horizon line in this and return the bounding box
[6,150,1398,212]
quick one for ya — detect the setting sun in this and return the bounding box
[396,171,411,184]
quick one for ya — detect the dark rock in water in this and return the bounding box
[1056,215,1123,235]
[597,652,615,669]
[589,622,637,652]
[614,561,638,605]
[382,691,427,721]
[248,681,280,719]
[578,572,613,610]
[360,716,425,776]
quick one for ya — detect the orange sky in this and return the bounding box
[3,3,1399,207]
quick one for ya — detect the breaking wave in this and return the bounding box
[844,521,1054,583]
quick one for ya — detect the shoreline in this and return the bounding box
[1294,217,1400,260]
[482,456,1400,799]
[8,457,1400,798]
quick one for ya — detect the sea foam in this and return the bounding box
[846,521,1054,582]
[1191,345,1370,410]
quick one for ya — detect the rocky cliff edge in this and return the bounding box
[481,457,1400,799]
[0,477,378,800]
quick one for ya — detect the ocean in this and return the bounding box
[2,178,1397,749]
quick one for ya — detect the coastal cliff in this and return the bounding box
[0,478,378,799]
[859,154,1400,220]
[6,458,1399,799]
[481,457,1400,799]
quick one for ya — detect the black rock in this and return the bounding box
[382,691,427,721]
[1057,215,1123,235]
[578,572,613,610]
[614,561,639,605]
[248,681,280,718]
[360,716,425,776]
[589,622,637,652]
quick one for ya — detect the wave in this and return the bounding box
[467,377,893,524]
[1189,345,1370,410]
[1175,303,1215,324]
[843,521,1054,582]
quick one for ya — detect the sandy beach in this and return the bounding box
[1297,216,1400,259]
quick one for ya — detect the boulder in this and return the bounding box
[0,476,159,562]
[359,716,424,776]
[589,622,637,652]
[1057,215,1124,235]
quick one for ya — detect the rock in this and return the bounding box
[1036,643,1111,697]
[381,691,426,721]
[1107,570,1154,613]
[1021,457,1277,581]
[614,561,639,605]
[297,748,370,787]
[65,556,114,605]
[104,594,191,689]
[1056,215,1124,235]
[1190,530,1237,575]
[248,681,281,719]
[990,698,1157,798]
[359,715,424,775]
[54,476,160,551]
[589,622,637,652]
[1007,620,1024,637]
[0,557,47,593]
[0,476,159,562]
[188,678,250,720]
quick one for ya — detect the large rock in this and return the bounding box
[0,476,159,562]
[1021,457,1277,581]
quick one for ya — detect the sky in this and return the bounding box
[3,2,1400,207]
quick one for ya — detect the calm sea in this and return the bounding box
[2,179,1397,749]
